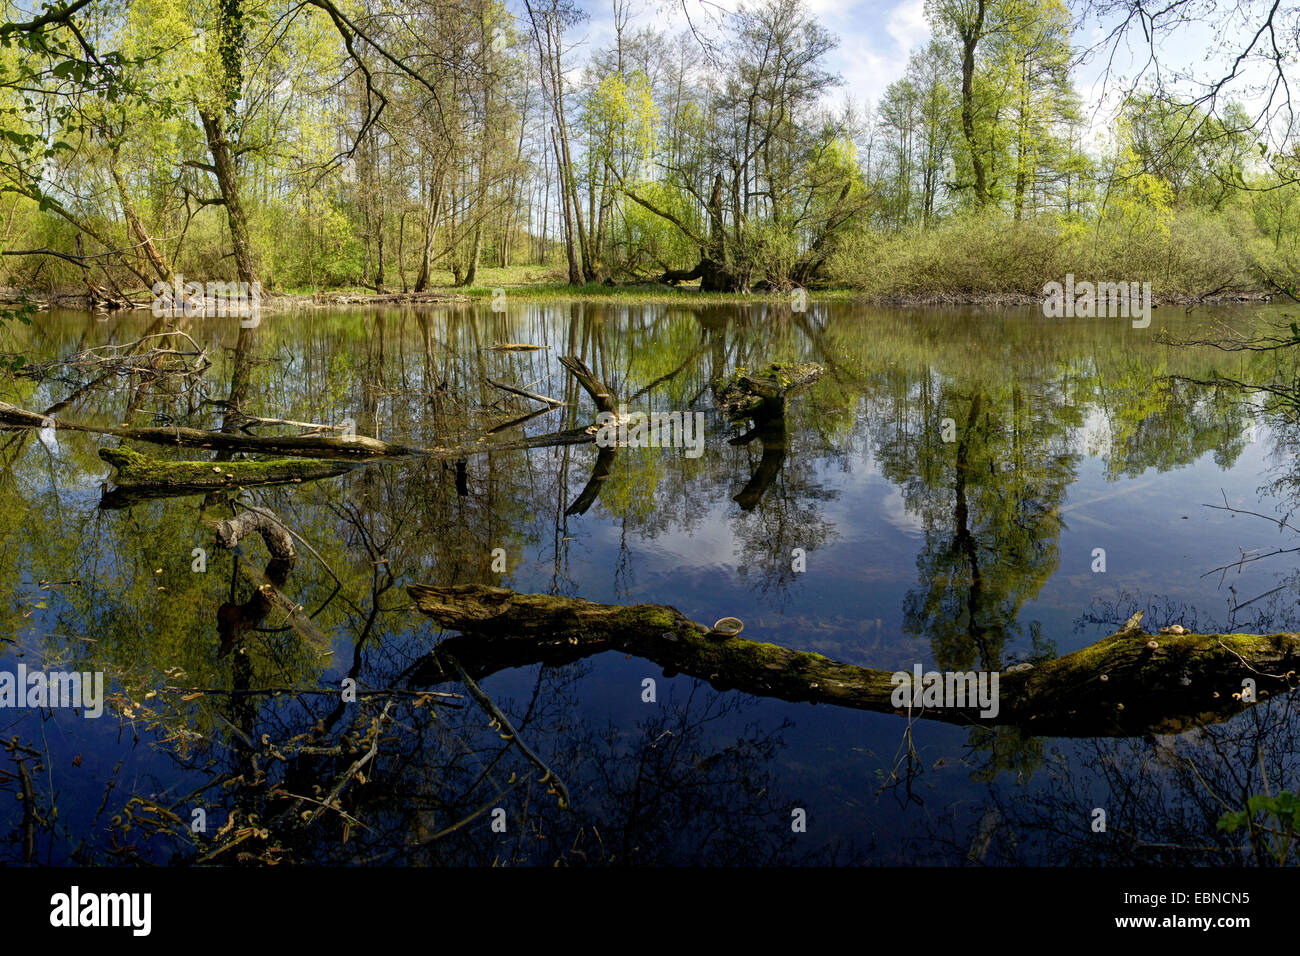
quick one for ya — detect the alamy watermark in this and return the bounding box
[593,405,706,458]
[0,664,104,718]
[50,886,150,936]
[151,273,261,327]
[1042,274,1151,328]
[890,664,999,718]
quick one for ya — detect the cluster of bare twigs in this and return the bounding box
[14,329,213,409]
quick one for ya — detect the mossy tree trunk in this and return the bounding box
[408,585,1300,738]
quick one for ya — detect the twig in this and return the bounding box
[158,685,461,701]
[303,702,394,827]
[446,654,572,810]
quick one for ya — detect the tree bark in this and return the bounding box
[199,109,259,286]
[108,149,171,283]
[212,508,298,561]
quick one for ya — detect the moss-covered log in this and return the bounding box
[712,362,824,417]
[407,586,1300,738]
[99,446,353,504]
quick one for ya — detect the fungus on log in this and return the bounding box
[407,585,1300,738]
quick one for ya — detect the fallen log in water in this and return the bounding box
[309,290,470,306]
[1,355,618,461]
[0,401,401,458]
[407,586,1300,738]
[99,446,353,506]
[207,506,332,657]
[712,362,824,417]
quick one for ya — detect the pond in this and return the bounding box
[2,299,1299,865]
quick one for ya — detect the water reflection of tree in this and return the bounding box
[1,302,1286,865]
[922,699,1300,866]
[0,304,852,864]
[1,661,846,865]
[867,375,1078,671]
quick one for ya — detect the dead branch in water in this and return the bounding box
[98,446,354,506]
[487,377,564,407]
[212,508,298,562]
[557,355,618,413]
[445,654,571,809]
[2,353,618,461]
[0,401,402,458]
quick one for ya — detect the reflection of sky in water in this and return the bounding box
[2,302,1299,864]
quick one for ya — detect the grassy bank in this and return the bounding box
[15,204,1297,310]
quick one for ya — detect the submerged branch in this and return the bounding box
[445,654,571,809]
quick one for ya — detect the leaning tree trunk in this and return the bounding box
[109,150,171,283]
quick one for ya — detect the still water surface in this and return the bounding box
[2,301,1298,864]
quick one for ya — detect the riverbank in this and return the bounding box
[1,265,1284,312]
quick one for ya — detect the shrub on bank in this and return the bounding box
[827,207,1271,300]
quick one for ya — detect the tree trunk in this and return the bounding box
[551,128,581,284]
[100,446,352,499]
[199,109,259,285]
[959,0,988,208]
[212,508,297,561]
[108,151,171,283]
[462,223,482,288]
[0,401,401,458]
[414,167,445,293]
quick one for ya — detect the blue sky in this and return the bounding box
[571,0,935,108]
[557,0,1274,140]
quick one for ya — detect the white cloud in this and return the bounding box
[886,0,930,56]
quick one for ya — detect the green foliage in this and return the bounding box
[620,180,702,273]
[827,206,1265,298]
[1217,790,1299,865]
[0,0,1296,299]
[254,201,365,289]
[829,212,1067,294]
[0,292,35,371]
